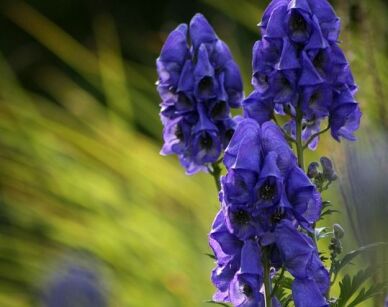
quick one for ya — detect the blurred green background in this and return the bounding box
[0,0,386,306]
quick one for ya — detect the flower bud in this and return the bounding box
[333,224,345,239]
[320,156,337,181]
[307,162,320,179]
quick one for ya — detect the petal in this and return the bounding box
[223,60,244,108]
[274,220,313,278]
[299,52,324,86]
[224,119,261,170]
[307,0,336,22]
[277,38,300,70]
[288,0,311,13]
[259,151,282,180]
[158,24,188,63]
[243,91,274,125]
[292,278,328,307]
[306,15,328,50]
[240,240,263,275]
[265,5,287,38]
[194,45,217,100]
[189,13,217,50]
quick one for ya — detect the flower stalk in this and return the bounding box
[263,248,272,307]
[209,162,222,192]
[295,106,305,172]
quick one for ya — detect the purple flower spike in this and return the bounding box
[210,119,326,306]
[156,14,243,174]
[245,0,361,149]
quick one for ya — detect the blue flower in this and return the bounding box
[157,13,243,174]
[210,119,327,305]
[275,220,329,306]
[246,0,361,149]
[229,273,264,307]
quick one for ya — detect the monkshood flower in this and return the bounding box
[244,0,361,149]
[157,13,243,174]
[275,220,329,307]
[222,119,321,236]
[42,264,107,307]
[209,119,328,306]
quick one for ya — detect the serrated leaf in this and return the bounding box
[347,282,388,307]
[322,200,332,208]
[319,209,340,220]
[273,275,293,290]
[280,294,293,307]
[337,267,376,306]
[334,242,387,274]
[204,300,230,306]
[274,287,293,306]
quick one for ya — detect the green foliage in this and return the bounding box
[332,243,387,280]
[335,267,387,307]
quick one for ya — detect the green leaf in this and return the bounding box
[337,267,376,306]
[319,209,340,220]
[334,242,387,274]
[347,282,388,307]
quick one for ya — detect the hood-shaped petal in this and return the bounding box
[177,60,194,92]
[243,91,274,125]
[265,6,287,38]
[240,240,263,275]
[229,274,265,307]
[299,52,324,86]
[259,151,282,180]
[224,60,244,108]
[330,103,361,141]
[194,102,217,133]
[292,278,329,307]
[274,220,313,278]
[288,0,311,13]
[189,13,217,50]
[277,38,300,70]
[306,15,328,50]
[261,121,296,175]
[158,23,188,64]
[224,119,261,170]
[307,0,336,22]
[213,40,233,68]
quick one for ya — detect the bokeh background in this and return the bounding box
[0,0,387,306]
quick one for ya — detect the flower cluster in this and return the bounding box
[210,119,329,306]
[156,13,243,174]
[244,0,361,149]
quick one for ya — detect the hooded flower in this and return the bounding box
[210,119,327,306]
[157,13,243,174]
[244,0,361,150]
[275,220,329,306]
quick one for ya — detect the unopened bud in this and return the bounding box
[307,162,320,179]
[333,224,345,239]
[320,157,337,181]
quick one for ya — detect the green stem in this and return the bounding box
[295,106,317,247]
[303,124,331,150]
[295,107,304,171]
[263,248,273,307]
[209,162,221,192]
